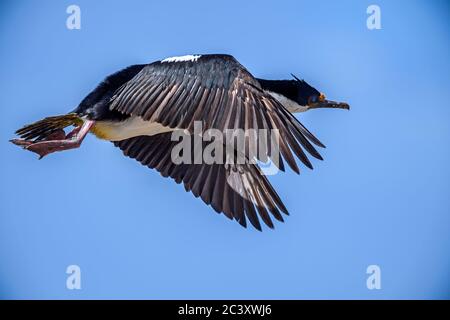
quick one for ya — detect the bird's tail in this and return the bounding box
[14,113,83,141]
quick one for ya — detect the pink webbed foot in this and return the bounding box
[10,129,66,150]
[25,139,81,159]
[11,129,77,159]
[11,120,95,159]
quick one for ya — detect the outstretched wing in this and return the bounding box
[109,54,325,173]
[114,132,289,231]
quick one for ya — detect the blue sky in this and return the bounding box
[0,0,449,299]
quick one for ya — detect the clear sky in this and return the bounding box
[0,0,449,299]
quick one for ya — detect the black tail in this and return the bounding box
[14,113,83,141]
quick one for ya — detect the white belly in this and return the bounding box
[91,116,175,141]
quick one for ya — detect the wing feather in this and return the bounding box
[114,132,288,230]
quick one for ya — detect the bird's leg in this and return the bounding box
[11,120,95,159]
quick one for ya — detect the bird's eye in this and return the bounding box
[308,93,326,106]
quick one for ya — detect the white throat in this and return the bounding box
[265,91,309,113]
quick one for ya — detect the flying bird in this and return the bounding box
[11,54,349,231]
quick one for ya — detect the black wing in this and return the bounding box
[109,54,325,173]
[114,132,288,231]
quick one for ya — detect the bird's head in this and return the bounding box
[291,74,350,110]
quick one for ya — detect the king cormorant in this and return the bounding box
[11,54,349,230]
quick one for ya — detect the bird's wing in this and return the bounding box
[109,54,325,173]
[114,132,288,230]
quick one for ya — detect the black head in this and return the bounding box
[290,74,321,106]
[257,74,349,110]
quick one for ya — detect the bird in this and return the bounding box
[11,54,349,231]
